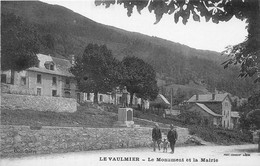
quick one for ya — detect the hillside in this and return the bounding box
[1,1,257,97]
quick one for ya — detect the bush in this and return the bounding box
[189,126,252,144]
[178,111,203,125]
[133,110,142,118]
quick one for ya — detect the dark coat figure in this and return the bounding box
[167,124,178,153]
[152,123,162,151]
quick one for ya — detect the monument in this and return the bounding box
[113,107,135,127]
[113,86,139,127]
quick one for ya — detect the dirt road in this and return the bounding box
[1,144,259,166]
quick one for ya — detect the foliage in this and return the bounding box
[96,0,260,82]
[237,106,252,130]
[247,90,260,109]
[235,90,260,130]
[189,126,252,144]
[121,56,159,105]
[70,44,122,103]
[2,1,257,97]
[173,88,187,105]
[1,13,40,71]
[245,90,260,129]
[247,109,260,129]
[178,110,203,125]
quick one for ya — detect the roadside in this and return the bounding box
[1,144,259,166]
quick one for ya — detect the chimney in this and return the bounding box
[196,94,199,100]
[212,93,216,100]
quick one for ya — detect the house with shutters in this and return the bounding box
[1,54,80,101]
[186,93,239,129]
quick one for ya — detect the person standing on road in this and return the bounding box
[167,124,178,154]
[152,123,162,151]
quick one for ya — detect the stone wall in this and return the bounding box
[1,93,77,112]
[1,83,35,95]
[0,125,190,158]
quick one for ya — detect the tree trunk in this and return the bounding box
[94,91,98,104]
[129,92,134,107]
[10,69,15,85]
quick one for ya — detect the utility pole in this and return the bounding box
[171,88,173,110]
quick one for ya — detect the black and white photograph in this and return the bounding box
[1,0,260,166]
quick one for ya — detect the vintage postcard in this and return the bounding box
[1,0,260,166]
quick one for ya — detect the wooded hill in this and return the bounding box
[1,1,256,97]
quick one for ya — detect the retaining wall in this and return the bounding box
[0,125,190,158]
[1,93,77,112]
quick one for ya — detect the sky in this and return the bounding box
[40,0,248,52]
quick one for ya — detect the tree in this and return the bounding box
[1,13,39,71]
[70,43,122,103]
[95,0,260,82]
[247,109,260,152]
[173,88,187,105]
[121,56,159,106]
[235,91,260,151]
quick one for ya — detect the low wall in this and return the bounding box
[0,125,190,158]
[1,93,77,112]
[1,83,35,95]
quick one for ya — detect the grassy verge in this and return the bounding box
[1,105,117,128]
[1,103,253,145]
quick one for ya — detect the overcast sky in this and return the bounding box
[41,0,247,52]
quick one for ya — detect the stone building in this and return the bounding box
[1,54,80,101]
[186,93,239,129]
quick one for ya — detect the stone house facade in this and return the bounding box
[186,93,239,129]
[1,54,79,101]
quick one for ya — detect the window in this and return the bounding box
[1,74,7,83]
[52,90,57,97]
[52,77,57,85]
[87,93,90,100]
[99,95,103,102]
[37,88,41,96]
[50,64,54,70]
[65,78,70,85]
[45,64,50,70]
[65,91,70,98]
[225,102,229,107]
[37,74,41,84]
[21,77,26,85]
[44,62,55,70]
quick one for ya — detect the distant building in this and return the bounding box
[186,93,239,129]
[81,88,143,107]
[149,94,170,115]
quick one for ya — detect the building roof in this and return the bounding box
[150,94,170,106]
[27,54,74,77]
[187,93,229,103]
[195,103,222,117]
[159,94,170,105]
